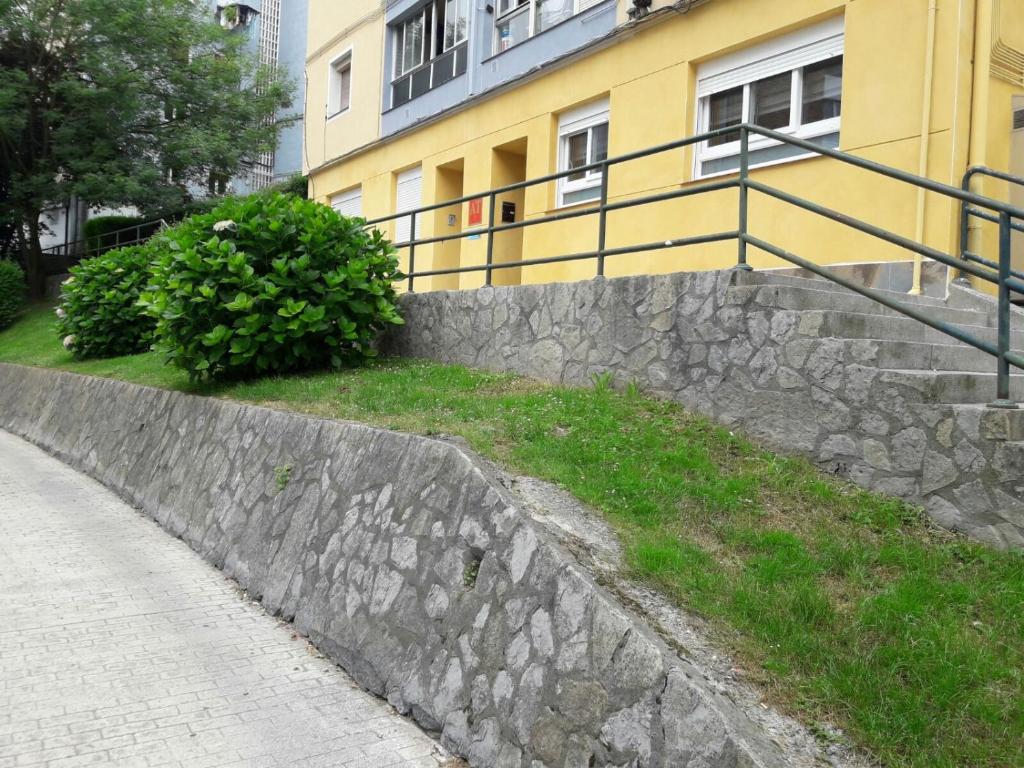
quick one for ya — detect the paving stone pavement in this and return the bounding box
[0,429,451,768]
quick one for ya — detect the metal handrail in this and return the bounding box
[960,165,1024,285]
[41,218,166,261]
[360,123,1022,406]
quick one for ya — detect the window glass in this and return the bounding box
[752,71,791,130]
[403,14,423,75]
[707,86,743,147]
[537,0,574,33]
[444,0,468,48]
[590,123,608,164]
[802,56,843,123]
[497,0,527,14]
[567,131,588,181]
[338,64,350,112]
[496,7,529,52]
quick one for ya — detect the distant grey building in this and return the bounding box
[213,0,309,192]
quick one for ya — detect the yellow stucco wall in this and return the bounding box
[304,0,384,177]
[307,0,1024,294]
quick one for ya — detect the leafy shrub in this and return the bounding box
[0,259,26,330]
[56,245,157,359]
[140,192,403,380]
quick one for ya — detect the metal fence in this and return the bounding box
[364,123,1024,407]
[40,219,166,275]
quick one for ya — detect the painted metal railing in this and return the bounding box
[960,165,1024,285]
[40,218,166,273]
[363,124,1024,407]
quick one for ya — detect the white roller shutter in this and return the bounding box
[576,0,605,12]
[331,186,362,218]
[696,16,844,98]
[395,166,422,244]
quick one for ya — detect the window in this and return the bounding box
[495,0,603,54]
[328,53,352,117]
[391,0,469,107]
[331,186,362,219]
[695,16,844,178]
[558,99,609,207]
[395,166,423,244]
[215,2,258,30]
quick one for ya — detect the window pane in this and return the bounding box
[537,0,573,33]
[444,0,467,47]
[590,123,608,164]
[707,86,743,147]
[496,7,529,52]
[567,131,588,180]
[407,14,424,71]
[802,56,843,124]
[395,26,405,77]
[339,66,351,112]
[752,71,791,130]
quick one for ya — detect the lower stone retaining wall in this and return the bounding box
[385,270,1023,548]
[0,364,788,768]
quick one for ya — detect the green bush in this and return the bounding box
[140,192,403,380]
[56,245,157,359]
[0,259,26,330]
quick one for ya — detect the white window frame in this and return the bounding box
[494,0,604,54]
[327,50,353,119]
[331,186,363,219]
[694,16,844,179]
[557,98,610,208]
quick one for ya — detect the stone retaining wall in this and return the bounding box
[0,364,788,768]
[385,271,1023,548]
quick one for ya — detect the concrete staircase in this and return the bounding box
[737,271,1024,403]
[732,270,1023,548]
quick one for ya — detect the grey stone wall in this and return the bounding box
[385,271,1024,549]
[0,364,790,768]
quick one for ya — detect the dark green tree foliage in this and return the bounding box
[140,194,404,381]
[56,244,157,359]
[0,0,292,295]
[0,259,26,329]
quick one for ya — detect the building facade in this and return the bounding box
[215,0,309,193]
[304,0,1024,294]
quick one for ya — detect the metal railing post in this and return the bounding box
[989,211,1018,409]
[407,212,416,293]
[485,192,496,286]
[597,163,609,277]
[736,126,752,271]
[959,170,973,260]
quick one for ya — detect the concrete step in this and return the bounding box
[745,283,992,327]
[878,369,1024,404]
[806,310,1024,348]
[736,270,951,308]
[853,339,1006,372]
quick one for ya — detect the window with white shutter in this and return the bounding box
[331,186,362,219]
[557,98,610,207]
[694,16,844,178]
[395,166,423,244]
[328,52,352,117]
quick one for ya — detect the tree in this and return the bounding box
[0,0,292,296]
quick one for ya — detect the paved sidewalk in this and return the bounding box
[0,429,450,768]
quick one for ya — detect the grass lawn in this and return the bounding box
[2,305,1023,768]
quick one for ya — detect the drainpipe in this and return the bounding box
[910,0,939,295]
[963,0,994,282]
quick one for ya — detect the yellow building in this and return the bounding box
[303,0,1024,295]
